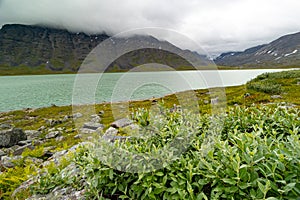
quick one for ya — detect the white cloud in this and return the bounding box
[1,0,300,55]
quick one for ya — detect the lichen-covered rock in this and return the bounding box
[102,127,118,139]
[72,113,83,119]
[90,114,101,123]
[0,124,12,129]
[45,131,62,139]
[18,139,33,146]
[110,118,133,128]
[82,122,104,131]
[13,144,35,156]
[80,122,104,134]
[46,119,62,127]
[0,128,27,148]
[0,155,23,168]
[79,128,96,134]
[25,130,42,139]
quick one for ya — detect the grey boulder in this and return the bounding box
[0,128,27,148]
[110,118,133,128]
[13,144,35,156]
[25,130,42,139]
[45,131,62,139]
[82,122,104,131]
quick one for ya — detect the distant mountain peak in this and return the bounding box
[215,32,300,68]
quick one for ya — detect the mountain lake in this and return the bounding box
[0,69,294,112]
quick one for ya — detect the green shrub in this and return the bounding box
[247,80,282,94]
[246,70,300,94]
[31,105,300,199]
[0,165,37,199]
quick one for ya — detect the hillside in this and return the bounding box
[215,32,300,68]
[0,24,109,72]
[0,24,209,74]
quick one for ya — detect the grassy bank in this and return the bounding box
[0,70,299,199]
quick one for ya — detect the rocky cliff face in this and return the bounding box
[215,32,300,68]
[0,24,109,71]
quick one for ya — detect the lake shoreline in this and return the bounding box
[0,66,299,77]
[0,68,297,112]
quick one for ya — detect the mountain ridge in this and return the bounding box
[0,24,209,74]
[215,32,300,68]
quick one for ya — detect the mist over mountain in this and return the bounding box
[0,24,210,73]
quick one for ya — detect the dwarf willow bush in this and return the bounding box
[31,105,300,199]
[246,80,282,94]
[246,70,300,95]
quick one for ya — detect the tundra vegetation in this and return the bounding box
[0,70,299,199]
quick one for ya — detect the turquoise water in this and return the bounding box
[0,69,290,112]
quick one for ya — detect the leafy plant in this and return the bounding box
[30,105,300,199]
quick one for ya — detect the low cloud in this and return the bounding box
[1,0,300,55]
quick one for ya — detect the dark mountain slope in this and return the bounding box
[0,24,210,74]
[0,24,109,71]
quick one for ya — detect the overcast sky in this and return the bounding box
[1,0,300,55]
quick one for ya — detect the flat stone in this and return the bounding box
[102,127,118,141]
[1,156,15,168]
[46,119,61,126]
[271,95,282,99]
[0,128,27,148]
[0,150,6,158]
[104,127,118,136]
[82,122,104,131]
[13,144,35,156]
[79,128,96,134]
[25,130,42,139]
[110,118,133,128]
[45,131,62,139]
[0,124,12,129]
[72,113,83,119]
[90,115,101,123]
[1,155,23,168]
[18,140,33,146]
